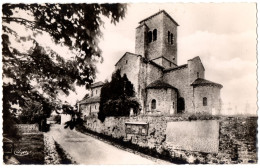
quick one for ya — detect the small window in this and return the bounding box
[125,60,128,64]
[91,90,93,96]
[203,97,207,106]
[148,31,152,43]
[95,105,96,109]
[153,29,157,41]
[197,72,199,78]
[151,99,156,109]
[96,90,98,95]
[171,33,174,44]
[168,31,171,43]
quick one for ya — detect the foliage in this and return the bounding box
[98,69,140,122]
[2,3,127,135]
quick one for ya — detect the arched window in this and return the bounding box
[203,97,207,106]
[151,99,156,109]
[168,31,171,43]
[171,33,174,44]
[153,29,157,41]
[148,31,152,43]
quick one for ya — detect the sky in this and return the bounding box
[92,3,257,115]
[1,2,258,115]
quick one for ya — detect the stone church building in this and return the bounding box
[79,10,223,117]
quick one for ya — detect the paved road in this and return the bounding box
[49,125,160,165]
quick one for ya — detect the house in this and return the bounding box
[78,81,104,118]
[79,10,223,117]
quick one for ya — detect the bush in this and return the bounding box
[98,70,140,122]
[188,114,197,121]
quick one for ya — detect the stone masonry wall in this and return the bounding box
[116,53,141,95]
[163,67,195,113]
[143,13,164,61]
[84,115,257,164]
[162,13,178,64]
[194,86,221,115]
[146,88,177,114]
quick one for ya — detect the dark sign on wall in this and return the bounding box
[125,122,149,136]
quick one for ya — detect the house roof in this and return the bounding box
[150,56,177,67]
[149,60,165,69]
[164,64,188,72]
[146,80,178,91]
[115,52,141,66]
[139,10,179,26]
[78,96,100,104]
[90,81,104,88]
[136,22,148,29]
[191,78,223,88]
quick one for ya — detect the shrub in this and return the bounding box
[98,70,140,122]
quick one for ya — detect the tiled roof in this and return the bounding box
[78,96,100,104]
[149,60,165,69]
[191,78,223,88]
[146,80,178,91]
[139,10,179,26]
[164,64,188,72]
[90,81,104,88]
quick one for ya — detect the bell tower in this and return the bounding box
[135,10,179,68]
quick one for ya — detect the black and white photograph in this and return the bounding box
[1,1,258,165]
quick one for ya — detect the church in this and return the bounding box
[78,10,223,117]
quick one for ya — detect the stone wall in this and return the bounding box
[143,13,164,61]
[165,120,219,153]
[163,66,194,113]
[188,57,205,84]
[80,102,100,117]
[162,13,178,64]
[135,24,148,57]
[193,86,221,115]
[84,115,257,164]
[116,52,141,96]
[146,88,177,114]
[90,87,102,97]
[146,63,163,86]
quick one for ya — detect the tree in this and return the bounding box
[98,70,140,122]
[2,3,127,136]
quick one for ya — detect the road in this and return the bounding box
[48,125,163,165]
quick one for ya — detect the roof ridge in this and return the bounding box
[139,10,179,26]
[164,64,188,72]
[191,78,223,88]
[146,79,178,91]
[115,52,141,66]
